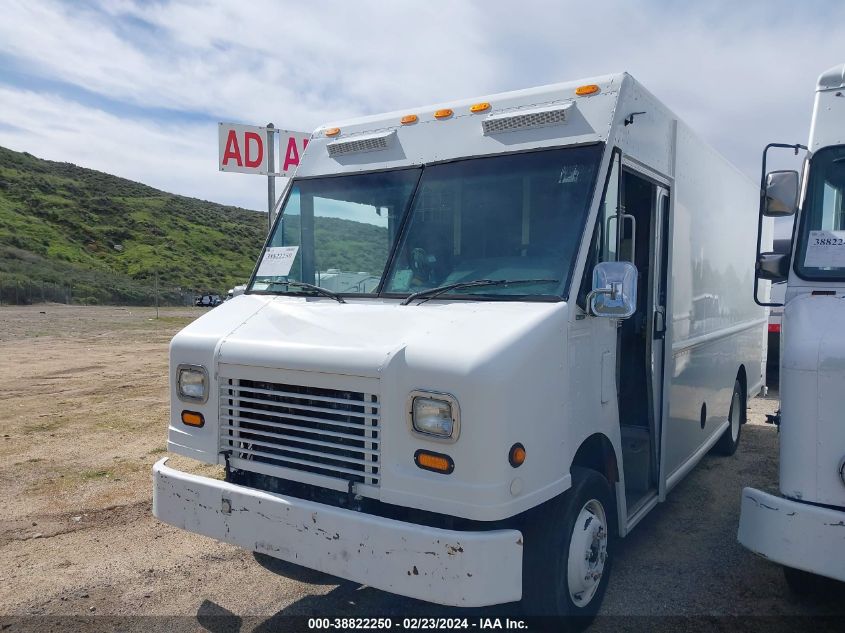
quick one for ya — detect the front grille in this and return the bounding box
[219,379,380,486]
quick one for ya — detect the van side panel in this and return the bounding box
[663,121,766,481]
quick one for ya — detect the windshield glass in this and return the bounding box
[795,145,845,280]
[383,146,601,298]
[251,169,421,294]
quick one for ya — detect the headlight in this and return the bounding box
[177,365,208,403]
[409,392,460,441]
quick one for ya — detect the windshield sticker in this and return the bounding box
[256,246,299,277]
[805,230,845,268]
[558,165,581,184]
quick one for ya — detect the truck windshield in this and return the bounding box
[795,145,845,280]
[251,145,601,299]
[383,146,601,298]
[251,169,422,294]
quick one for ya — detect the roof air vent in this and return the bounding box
[482,102,574,135]
[327,131,396,157]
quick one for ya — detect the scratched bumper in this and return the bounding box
[152,458,523,606]
[738,487,845,582]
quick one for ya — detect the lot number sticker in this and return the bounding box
[256,246,299,277]
[805,230,845,268]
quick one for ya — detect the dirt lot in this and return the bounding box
[1,304,843,631]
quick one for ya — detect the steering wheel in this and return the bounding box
[409,247,432,287]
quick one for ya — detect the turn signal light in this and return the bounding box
[325,127,341,137]
[509,443,526,468]
[414,450,454,474]
[401,114,418,125]
[575,84,600,96]
[181,411,205,428]
[434,109,453,119]
[470,102,490,113]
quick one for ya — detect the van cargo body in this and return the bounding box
[739,63,845,588]
[155,72,765,617]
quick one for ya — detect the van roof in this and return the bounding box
[297,73,627,178]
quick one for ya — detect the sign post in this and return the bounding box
[266,123,275,232]
[218,122,311,234]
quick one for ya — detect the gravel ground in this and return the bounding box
[1,305,843,632]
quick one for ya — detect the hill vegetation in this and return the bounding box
[0,146,385,305]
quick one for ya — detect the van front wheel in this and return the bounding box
[522,467,615,627]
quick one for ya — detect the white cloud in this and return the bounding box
[0,86,268,211]
[0,0,844,208]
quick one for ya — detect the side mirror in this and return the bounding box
[588,261,638,318]
[764,170,799,217]
[756,252,790,282]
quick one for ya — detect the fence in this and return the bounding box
[0,279,209,307]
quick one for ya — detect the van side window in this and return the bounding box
[577,151,621,308]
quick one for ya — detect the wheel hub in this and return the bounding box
[566,499,608,607]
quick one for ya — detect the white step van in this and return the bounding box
[739,63,845,590]
[154,72,766,620]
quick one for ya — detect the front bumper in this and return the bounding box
[152,458,523,607]
[737,487,845,582]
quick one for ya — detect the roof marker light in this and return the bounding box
[470,102,491,113]
[401,114,418,125]
[434,109,453,119]
[575,84,600,96]
[325,127,341,137]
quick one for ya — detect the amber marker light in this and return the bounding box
[509,443,526,468]
[414,449,455,474]
[325,127,341,137]
[181,411,205,428]
[470,102,490,113]
[575,84,600,96]
[434,108,453,119]
[401,114,418,125]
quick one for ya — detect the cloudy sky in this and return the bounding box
[0,0,842,214]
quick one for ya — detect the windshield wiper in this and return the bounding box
[266,280,346,303]
[401,279,559,306]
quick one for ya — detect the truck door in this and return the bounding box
[616,169,669,519]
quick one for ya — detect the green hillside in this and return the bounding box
[0,146,386,305]
[0,146,267,304]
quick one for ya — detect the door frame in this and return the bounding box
[617,157,673,526]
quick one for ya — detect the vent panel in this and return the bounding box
[327,131,395,157]
[482,103,574,135]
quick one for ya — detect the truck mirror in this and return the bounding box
[756,252,790,282]
[588,261,638,318]
[764,170,799,217]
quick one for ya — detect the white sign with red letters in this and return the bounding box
[218,123,310,176]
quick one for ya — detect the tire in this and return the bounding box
[713,379,744,456]
[522,467,616,629]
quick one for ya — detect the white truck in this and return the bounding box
[154,72,766,620]
[739,63,845,590]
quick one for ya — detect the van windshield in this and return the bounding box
[251,169,422,294]
[383,146,601,298]
[795,145,845,280]
[251,145,602,299]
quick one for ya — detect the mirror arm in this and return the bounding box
[585,287,614,316]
